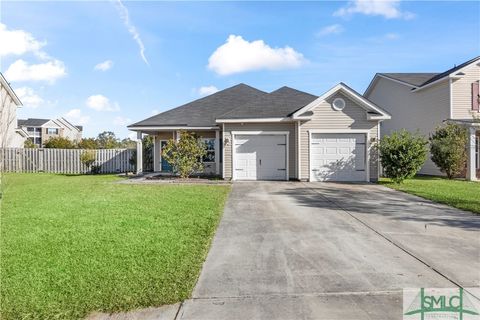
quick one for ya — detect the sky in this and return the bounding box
[1,1,479,139]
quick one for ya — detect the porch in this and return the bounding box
[457,120,480,181]
[133,129,222,176]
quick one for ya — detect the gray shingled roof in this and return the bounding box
[218,86,318,119]
[17,118,50,127]
[380,73,439,86]
[129,84,267,127]
[75,125,83,131]
[418,56,480,87]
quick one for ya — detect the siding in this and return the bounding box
[451,62,480,119]
[0,83,24,148]
[223,122,296,180]
[366,77,450,176]
[299,92,379,181]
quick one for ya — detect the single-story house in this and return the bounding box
[365,56,480,181]
[128,83,391,182]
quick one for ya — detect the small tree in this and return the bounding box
[24,139,36,148]
[378,130,428,183]
[430,123,468,179]
[44,137,76,149]
[77,138,98,149]
[162,131,207,178]
[80,150,96,173]
[96,131,119,149]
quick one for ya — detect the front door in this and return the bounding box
[161,141,172,172]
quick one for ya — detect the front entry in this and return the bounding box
[160,141,172,172]
[233,134,287,181]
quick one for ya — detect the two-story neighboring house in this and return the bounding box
[365,56,480,181]
[0,73,28,148]
[17,117,83,147]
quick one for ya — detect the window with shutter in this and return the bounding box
[473,81,480,111]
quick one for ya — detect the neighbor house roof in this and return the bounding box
[417,55,480,88]
[216,86,318,120]
[128,84,267,128]
[76,125,83,131]
[18,118,50,127]
[366,56,480,96]
[379,73,439,87]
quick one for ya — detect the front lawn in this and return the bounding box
[0,174,230,320]
[379,176,480,214]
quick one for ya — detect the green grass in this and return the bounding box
[379,176,480,214]
[0,174,230,320]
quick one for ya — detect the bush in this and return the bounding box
[43,137,76,149]
[24,139,36,148]
[378,130,428,183]
[77,138,98,149]
[162,131,207,178]
[80,150,96,173]
[430,123,468,179]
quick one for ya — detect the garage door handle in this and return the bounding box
[259,159,261,165]
[277,169,286,171]
[312,169,319,172]
[235,168,244,171]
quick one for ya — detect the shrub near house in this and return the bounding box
[430,123,468,179]
[162,131,207,178]
[378,130,428,183]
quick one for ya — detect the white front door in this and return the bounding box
[234,134,287,180]
[310,133,367,182]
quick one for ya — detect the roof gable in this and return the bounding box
[0,73,22,106]
[293,82,391,120]
[18,118,50,127]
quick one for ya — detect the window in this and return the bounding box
[47,128,59,135]
[203,138,215,163]
[332,98,346,111]
[34,137,42,145]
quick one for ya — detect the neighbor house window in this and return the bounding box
[47,128,59,135]
[203,138,215,163]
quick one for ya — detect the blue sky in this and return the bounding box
[1,1,479,138]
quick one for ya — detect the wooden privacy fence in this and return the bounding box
[0,148,135,174]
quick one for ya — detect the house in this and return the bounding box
[365,56,480,181]
[0,73,28,148]
[128,83,391,181]
[17,117,83,147]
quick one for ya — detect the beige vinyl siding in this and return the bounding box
[451,62,480,119]
[366,77,450,176]
[299,92,379,181]
[223,122,296,180]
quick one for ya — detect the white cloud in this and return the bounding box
[385,33,400,40]
[94,60,114,71]
[128,131,138,140]
[113,116,132,126]
[14,87,44,108]
[0,23,46,58]
[64,109,90,125]
[316,24,344,37]
[198,85,219,96]
[4,59,67,83]
[208,35,306,75]
[114,0,149,65]
[334,0,415,19]
[151,109,160,115]
[86,94,120,112]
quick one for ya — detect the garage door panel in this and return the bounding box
[310,133,366,182]
[234,134,287,181]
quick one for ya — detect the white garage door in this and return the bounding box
[234,134,287,180]
[310,133,367,182]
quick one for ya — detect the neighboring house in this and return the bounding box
[128,83,391,182]
[365,56,480,181]
[17,117,83,147]
[0,73,28,148]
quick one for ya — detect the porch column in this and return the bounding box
[136,131,143,174]
[467,126,477,181]
[215,130,220,175]
[153,135,160,172]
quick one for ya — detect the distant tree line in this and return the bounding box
[28,131,137,149]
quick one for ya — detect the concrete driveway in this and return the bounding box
[178,182,480,320]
